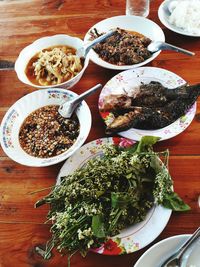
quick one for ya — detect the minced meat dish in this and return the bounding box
[92,28,152,65]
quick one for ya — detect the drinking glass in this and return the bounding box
[126,0,150,17]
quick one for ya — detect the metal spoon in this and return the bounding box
[0,60,14,70]
[160,227,200,267]
[77,29,115,58]
[148,41,195,56]
[58,83,102,118]
[167,0,178,13]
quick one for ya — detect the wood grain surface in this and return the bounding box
[0,1,200,267]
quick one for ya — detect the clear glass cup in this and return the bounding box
[126,0,150,17]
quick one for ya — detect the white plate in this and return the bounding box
[158,0,200,37]
[57,137,172,255]
[98,67,196,141]
[84,15,165,70]
[0,88,91,167]
[134,234,200,267]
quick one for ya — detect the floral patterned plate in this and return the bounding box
[98,67,196,141]
[57,137,172,255]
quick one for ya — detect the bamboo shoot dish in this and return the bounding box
[25,45,83,86]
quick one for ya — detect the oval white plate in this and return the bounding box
[98,67,196,141]
[84,15,165,70]
[57,137,172,255]
[134,234,200,267]
[158,0,200,37]
[0,88,91,167]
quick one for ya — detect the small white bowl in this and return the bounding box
[0,88,91,167]
[15,34,89,89]
[84,15,165,70]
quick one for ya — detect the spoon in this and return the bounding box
[0,60,15,70]
[77,29,116,58]
[148,41,195,56]
[167,0,178,13]
[160,227,200,267]
[58,83,102,118]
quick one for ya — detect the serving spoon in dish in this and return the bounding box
[77,29,115,58]
[167,0,178,13]
[160,227,200,267]
[148,41,195,56]
[58,83,102,118]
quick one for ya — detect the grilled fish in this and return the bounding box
[100,82,200,134]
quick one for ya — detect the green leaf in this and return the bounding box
[111,192,131,209]
[126,173,133,179]
[136,136,160,153]
[123,145,138,154]
[162,192,191,211]
[150,154,163,174]
[92,215,106,238]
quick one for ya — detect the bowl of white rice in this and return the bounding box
[158,0,200,37]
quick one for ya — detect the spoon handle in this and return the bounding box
[0,60,15,70]
[58,83,102,118]
[72,83,102,105]
[84,30,116,56]
[176,227,200,259]
[160,42,195,56]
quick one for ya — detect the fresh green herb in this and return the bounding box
[161,192,191,211]
[35,136,190,261]
[92,214,105,238]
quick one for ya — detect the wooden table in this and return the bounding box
[0,1,200,266]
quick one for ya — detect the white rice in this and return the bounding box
[169,0,200,35]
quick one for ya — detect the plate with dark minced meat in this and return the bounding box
[84,15,165,70]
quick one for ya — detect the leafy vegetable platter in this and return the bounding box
[36,136,189,260]
[56,137,172,255]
